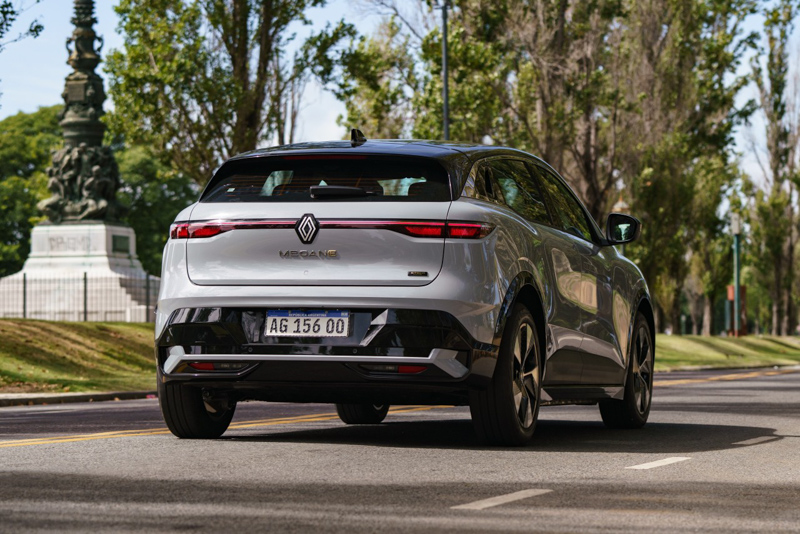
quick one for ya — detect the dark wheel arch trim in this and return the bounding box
[493,272,547,380]
[628,293,655,384]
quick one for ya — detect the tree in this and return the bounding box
[333,18,419,139]
[105,0,355,185]
[749,0,796,335]
[619,0,755,333]
[116,146,197,275]
[0,105,60,277]
[332,0,755,334]
[0,105,62,179]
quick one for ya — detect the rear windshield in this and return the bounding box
[201,155,452,203]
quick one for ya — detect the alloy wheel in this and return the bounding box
[512,321,540,429]
[631,324,653,415]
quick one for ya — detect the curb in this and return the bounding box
[0,390,157,408]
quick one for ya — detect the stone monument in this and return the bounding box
[0,0,156,322]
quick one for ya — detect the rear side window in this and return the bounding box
[488,159,551,225]
[534,166,594,242]
[201,156,451,202]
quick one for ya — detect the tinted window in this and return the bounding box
[488,159,550,225]
[535,166,594,241]
[473,163,505,203]
[202,156,451,202]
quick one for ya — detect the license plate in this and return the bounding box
[265,310,350,337]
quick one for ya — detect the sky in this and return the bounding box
[0,1,794,187]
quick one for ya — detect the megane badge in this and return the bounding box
[295,213,319,244]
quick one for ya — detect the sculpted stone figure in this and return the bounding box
[37,0,125,224]
[38,143,125,223]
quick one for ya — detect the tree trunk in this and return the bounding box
[772,296,780,336]
[654,304,662,333]
[669,289,682,336]
[702,294,713,336]
[772,259,782,336]
[781,202,794,336]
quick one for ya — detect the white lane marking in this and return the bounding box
[626,457,691,470]
[733,436,779,446]
[451,489,553,510]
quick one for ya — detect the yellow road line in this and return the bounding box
[0,405,447,449]
[654,368,798,387]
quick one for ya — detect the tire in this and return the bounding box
[599,313,654,428]
[335,403,390,424]
[469,304,542,446]
[158,371,236,439]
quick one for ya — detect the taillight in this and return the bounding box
[169,223,189,239]
[399,223,445,238]
[169,222,234,239]
[446,223,494,239]
[169,219,494,239]
[189,224,227,238]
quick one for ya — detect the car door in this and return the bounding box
[531,164,622,385]
[483,158,586,385]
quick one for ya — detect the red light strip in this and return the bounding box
[170,220,493,240]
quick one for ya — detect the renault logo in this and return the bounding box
[295,214,319,244]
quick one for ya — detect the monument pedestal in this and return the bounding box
[0,222,158,322]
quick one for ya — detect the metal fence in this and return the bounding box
[0,271,160,323]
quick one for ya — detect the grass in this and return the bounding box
[2,319,800,393]
[655,334,800,371]
[0,319,155,393]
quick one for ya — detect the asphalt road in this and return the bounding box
[1,367,799,533]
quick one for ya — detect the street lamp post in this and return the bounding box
[441,0,450,140]
[731,213,742,337]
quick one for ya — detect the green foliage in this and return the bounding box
[105,0,354,185]
[0,105,61,179]
[332,0,757,333]
[747,0,797,335]
[116,146,198,276]
[0,106,58,276]
[0,174,45,276]
[332,19,418,138]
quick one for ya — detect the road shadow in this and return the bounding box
[3,471,799,533]
[225,415,780,454]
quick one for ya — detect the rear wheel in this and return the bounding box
[469,304,541,446]
[335,403,390,424]
[158,371,236,439]
[599,313,653,428]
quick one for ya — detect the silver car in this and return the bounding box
[156,132,654,446]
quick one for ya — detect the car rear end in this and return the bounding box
[155,143,503,408]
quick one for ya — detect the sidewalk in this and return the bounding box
[0,390,157,407]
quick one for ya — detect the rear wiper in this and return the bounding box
[309,185,377,198]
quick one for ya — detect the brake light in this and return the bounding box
[169,219,494,239]
[169,223,189,239]
[189,224,226,238]
[400,223,445,237]
[446,223,494,239]
[170,223,230,239]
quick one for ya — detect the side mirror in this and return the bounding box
[606,213,641,245]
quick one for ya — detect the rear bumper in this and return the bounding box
[155,307,499,405]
